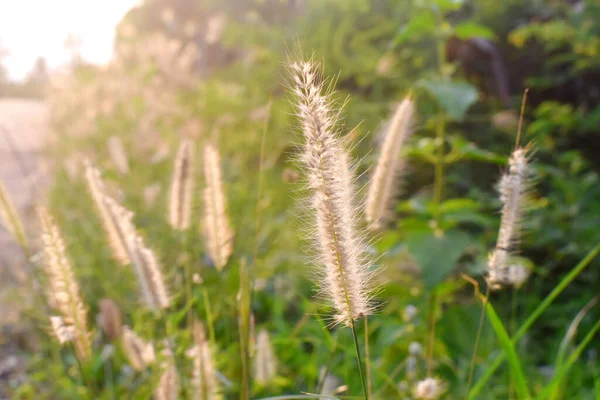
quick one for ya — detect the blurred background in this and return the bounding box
[1,0,600,398]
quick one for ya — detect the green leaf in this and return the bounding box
[454,22,496,40]
[406,230,470,289]
[394,13,436,45]
[486,302,531,399]
[417,79,478,120]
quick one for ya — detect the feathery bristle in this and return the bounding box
[202,144,233,271]
[186,321,221,400]
[365,96,414,229]
[289,59,374,326]
[0,181,28,250]
[38,207,92,360]
[84,161,131,265]
[254,329,276,385]
[168,139,195,230]
[488,148,531,289]
[154,346,180,400]
[121,326,155,370]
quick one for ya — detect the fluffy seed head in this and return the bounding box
[186,321,221,400]
[154,345,180,400]
[289,59,374,326]
[488,148,531,289]
[168,139,195,230]
[0,182,28,250]
[414,377,446,400]
[49,316,74,345]
[121,326,155,370]
[254,329,276,385]
[84,161,131,265]
[202,144,234,271]
[38,207,92,360]
[365,96,414,229]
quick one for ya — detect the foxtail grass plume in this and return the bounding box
[49,316,74,345]
[254,329,276,385]
[168,139,195,230]
[488,148,531,289]
[186,321,221,400]
[365,96,414,229]
[202,144,233,271]
[107,136,130,175]
[38,208,92,360]
[98,298,122,341]
[289,59,374,326]
[102,195,170,310]
[0,182,28,251]
[155,345,180,400]
[121,326,156,370]
[84,161,131,265]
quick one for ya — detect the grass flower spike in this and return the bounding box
[488,147,531,289]
[365,96,414,229]
[186,321,221,400]
[0,182,28,251]
[38,207,92,360]
[121,326,155,370]
[254,329,276,384]
[290,59,374,326]
[168,139,195,230]
[154,346,180,400]
[203,144,233,271]
[84,161,131,265]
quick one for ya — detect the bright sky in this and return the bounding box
[0,0,139,81]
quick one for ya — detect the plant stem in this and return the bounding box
[350,318,369,400]
[466,284,490,393]
[363,316,372,399]
[426,290,438,376]
[202,287,216,346]
[183,234,193,328]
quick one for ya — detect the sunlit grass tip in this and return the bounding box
[168,139,195,230]
[38,207,92,361]
[186,320,222,400]
[365,95,414,230]
[289,58,375,326]
[202,144,234,271]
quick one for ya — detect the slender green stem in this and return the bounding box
[466,284,490,393]
[202,288,216,346]
[350,319,369,400]
[426,290,438,376]
[363,316,372,399]
[183,235,193,328]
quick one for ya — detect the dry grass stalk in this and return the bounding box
[121,326,155,370]
[38,207,92,360]
[107,136,130,174]
[488,147,531,289]
[365,96,414,229]
[254,329,276,385]
[289,59,374,326]
[84,161,131,265]
[186,321,221,400]
[168,139,195,230]
[202,144,233,271]
[154,345,180,400]
[0,182,28,251]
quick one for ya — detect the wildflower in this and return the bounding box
[365,96,415,229]
[290,59,374,326]
[38,208,92,360]
[403,304,418,322]
[254,329,276,385]
[168,139,194,230]
[409,342,423,356]
[488,148,531,289]
[202,144,234,271]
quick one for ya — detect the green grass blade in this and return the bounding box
[537,318,600,400]
[485,302,531,399]
[468,243,600,400]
